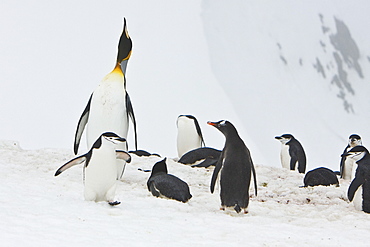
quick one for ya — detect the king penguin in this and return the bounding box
[177,115,205,158]
[345,146,370,213]
[147,158,192,203]
[208,120,257,214]
[55,132,131,205]
[73,18,137,180]
[340,134,362,180]
[275,134,306,174]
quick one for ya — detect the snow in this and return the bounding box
[1,141,369,246]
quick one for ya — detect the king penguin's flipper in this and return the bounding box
[74,94,93,154]
[116,150,132,163]
[348,177,364,201]
[54,154,87,176]
[210,154,224,193]
[126,93,137,150]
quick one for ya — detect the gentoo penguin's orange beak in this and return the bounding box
[207,121,217,126]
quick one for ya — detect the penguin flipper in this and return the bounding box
[348,177,364,201]
[192,158,217,168]
[126,93,137,150]
[54,154,87,176]
[73,94,93,155]
[250,158,258,196]
[116,150,131,163]
[193,118,206,147]
[210,154,223,193]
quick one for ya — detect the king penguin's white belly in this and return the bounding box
[352,185,363,211]
[87,81,128,149]
[177,119,202,157]
[84,148,117,202]
[280,144,291,170]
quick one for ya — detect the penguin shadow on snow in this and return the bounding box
[147,158,192,203]
[55,132,131,206]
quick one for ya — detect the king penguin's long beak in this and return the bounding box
[116,17,132,74]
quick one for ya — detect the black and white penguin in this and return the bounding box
[177,115,206,158]
[129,150,161,157]
[73,18,137,180]
[55,132,131,205]
[340,134,362,180]
[147,158,192,203]
[275,134,306,173]
[208,120,257,214]
[178,147,221,168]
[303,167,339,187]
[346,146,370,213]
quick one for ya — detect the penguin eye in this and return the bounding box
[220,120,226,126]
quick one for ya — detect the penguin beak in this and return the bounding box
[207,121,217,127]
[275,136,282,140]
[116,137,127,143]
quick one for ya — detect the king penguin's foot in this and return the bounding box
[108,201,121,206]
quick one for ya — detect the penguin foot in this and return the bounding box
[108,201,121,206]
[220,207,225,211]
[244,209,248,214]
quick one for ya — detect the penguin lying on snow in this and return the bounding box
[346,146,370,213]
[55,132,131,206]
[303,167,339,187]
[147,158,192,203]
[275,134,306,173]
[73,18,137,180]
[340,134,362,180]
[208,120,257,214]
[178,147,221,168]
[177,115,206,158]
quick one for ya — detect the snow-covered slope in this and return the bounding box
[1,142,369,246]
[202,1,370,170]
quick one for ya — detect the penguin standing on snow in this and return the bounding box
[177,115,205,158]
[275,134,306,173]
[55,132,131,205]
[345,146,370,213]
[147,158,192,203]
[208,120,257,214]
[73,18,137,180]
[340,134,362,180]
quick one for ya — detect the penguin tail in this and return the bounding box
[234,204,241,213]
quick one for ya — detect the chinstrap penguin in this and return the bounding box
[303,167,339,187]
[340,134,362,180]
[178,147,221,168]
[147,158,192,203]
[177,115,205,158]
[346,146,370,213]
[55,132,131,205]
[73,18,137,180]
[275,134,306,173]
[208,120,257,214]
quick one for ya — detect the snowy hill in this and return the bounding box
[202,1,370,169]
[1,141,369,246]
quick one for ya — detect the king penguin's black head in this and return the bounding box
[150,158,168,177]
[116,18,133,73]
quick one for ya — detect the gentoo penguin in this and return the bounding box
[275,134,306,173]
[208,120,257,214]
[55,132,131,205]
[177,115,205,158]
[340,134,362,180]
[147,158,192,203]
[346,146,370,213]
[73,18,137,180]
[303,167,339,187]
[178,147,221,168]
